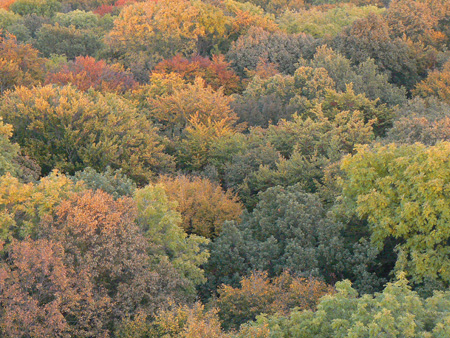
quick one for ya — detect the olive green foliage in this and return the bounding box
[205,184,346,292]
[302,45,407,106]
[226,27,317,77]
[233,65,335,126]
[385,97,450,145]
[342,142,450,285]
[10,0,61,17]
[332,13,433,90]
[35,23,103,58]
[54,10,99,29]
[277,4,384,38]
[0,118,21,178]
[134,184,210,295]
[71,166,137,199]
[242,277,450,337]
[0,171,81,241]
[0,85,172,183]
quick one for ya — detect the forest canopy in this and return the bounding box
[1,0,450,336]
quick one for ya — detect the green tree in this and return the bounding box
[0,85,172,183]
[134,184,210,295]
[240,276,450,337]
[0,118,21,178]
[341,142,450,285]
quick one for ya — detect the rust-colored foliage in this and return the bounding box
[93,0,137,16]
[46,56,137,93]
[0,32,45,93]
[0,239,110,338]
[0,0,16,9]
[153,55,241,94]
[158,175,243,238]
[44,190,188,321]
[216,271,334,330]
[414,61,450,104]
[386,0,448,47]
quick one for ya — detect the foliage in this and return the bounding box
[232,66,335,127]
[35,23,103,59]
[10,0,61,17]
[158,175,243,238]
[0,171,80,242]
[216,271,333,330]
[223,0,279,37]
[0,238,106,337]
[277,4,384,38]
[148,302,227,338]
[0,32,45,93]
[385,97,450,145]
[0,85,171,183]
[226,27,317,77]
[0,118,21,178]
[46,55,137,93]
[242,277,450,337]
[71,166,136,199]
[332,13,434,90]
[54,9,100,29]
[205,184,347,293]
[341,142,450,285]
[414,61,450,104]
[148,77,238,138]
[153,54,241,95]
[386,0,450,48]
[134,184,210,294]
[38,189,191,334]
[237,0,305,15]
[303,45,407,106]
[106,0,230,73]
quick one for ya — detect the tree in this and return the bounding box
[134,184,210,294]
[384,97,450,146]
[205,184,347,293]
[0,85,172,183]
[0,171,79,242]
[9,0,61,17]
[413,61,450,104]
[341,142,450,285]
[158,175,243,238]
[0,32,45,93]
[146,303,227,338]
[148,77,238,138]
[153,55,241,95]
[385,0,448,47]
[0,238,110,338]
[46,56,137,93]
[0,118,21,178]
[232,66,335,127]
[277,4,384,38]
[71,166,136,200]
[216,271,333,330]
[240,277,450,337]
[37,189,191,334]
[176,114,238,171]
[226,27,317,77]
[332,13,433,90]
[35,23,103,59]
[106,0,229,73]
[303,45,407,106]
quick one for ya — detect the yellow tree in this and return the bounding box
[158,174,243,238]
[106,0,230,68]
[413,61,450,104]
[341,142,450,285]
